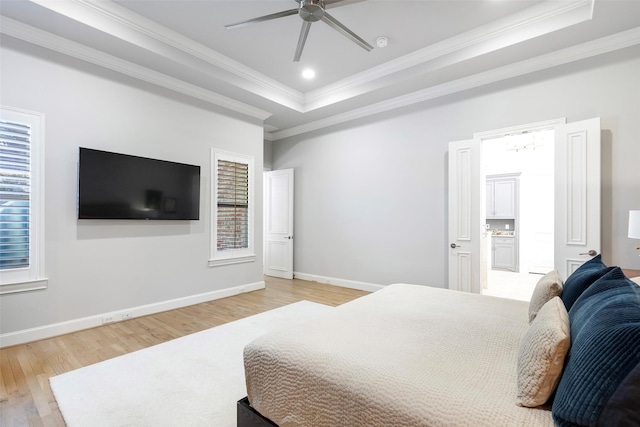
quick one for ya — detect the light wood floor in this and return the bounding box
[0,277,368,427]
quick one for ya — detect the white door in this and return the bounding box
[264,169,294,279]
[554,118,601,278]
[448,139,486,293]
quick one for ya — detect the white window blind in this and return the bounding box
[217,159,249,250]
[0,120,31,270]
[0,107,46,294]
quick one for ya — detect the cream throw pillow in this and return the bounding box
[516,296,570,407]
[528,270,563,323]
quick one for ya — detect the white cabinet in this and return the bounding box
[492,236,517,272]
[486,174,518,219]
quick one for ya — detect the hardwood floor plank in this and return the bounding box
[16,350,51,419]
[1,346,15,398]
[7,349,30,401]
[0,277,368,426]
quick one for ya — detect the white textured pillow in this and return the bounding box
[631,276,640,286]
[516,296,570,407]
[528,270,563,323]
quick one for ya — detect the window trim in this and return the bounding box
[0,106,47,294]
[209,149,255,267]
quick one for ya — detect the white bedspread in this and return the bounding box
[244,284,554,427]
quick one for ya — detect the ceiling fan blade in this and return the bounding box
[293,21,312,62]
[325,0,367,8]
[321,12,373,52]
[225,8,298,29]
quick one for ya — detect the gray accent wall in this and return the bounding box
[0,38,264,335]
[272,46,640,288]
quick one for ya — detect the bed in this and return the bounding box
[240,257,640,427]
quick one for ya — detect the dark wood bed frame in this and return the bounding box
[237,397,279,427]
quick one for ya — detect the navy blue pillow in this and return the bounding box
[561,255,611,311]
[552,267,640,427]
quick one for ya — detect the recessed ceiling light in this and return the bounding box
[302,69,315,79]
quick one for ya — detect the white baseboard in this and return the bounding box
[0,281,265,348]
[294,272,384,293]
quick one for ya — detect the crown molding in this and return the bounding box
[269,27,640,141]
[0,16,272,121]
[4,0,633,141]
[301,0,594,112]
[21,0,595,115]
[28,0,305,111]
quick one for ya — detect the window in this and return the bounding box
[209,149,255,266]
[0,107,47,294]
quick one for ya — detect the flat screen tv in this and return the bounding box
[78,147,200,220]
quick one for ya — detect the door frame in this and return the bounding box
[473,118,566,141]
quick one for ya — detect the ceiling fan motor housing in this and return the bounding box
[298,0,326,22]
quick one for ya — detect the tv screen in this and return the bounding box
[78,148,200,220]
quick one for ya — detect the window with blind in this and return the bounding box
[217,159,249,250]
[0,107,47,294]
[209,149,255,266]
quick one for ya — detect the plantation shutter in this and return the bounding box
[217,159,249,250]
[0,120,31,270]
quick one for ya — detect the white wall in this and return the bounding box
[0,38,264,338]
[263,141,273,170]
[272,46,640,288]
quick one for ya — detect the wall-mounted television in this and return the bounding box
[78,148,200,220]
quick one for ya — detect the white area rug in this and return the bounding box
[50,301,332,427]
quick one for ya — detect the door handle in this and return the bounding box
[450,243,460,249]
[579,250,597,256]
[284,236,293,240]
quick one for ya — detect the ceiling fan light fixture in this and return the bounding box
[298,0,326,22]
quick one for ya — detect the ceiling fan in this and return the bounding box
[225,0,373,62]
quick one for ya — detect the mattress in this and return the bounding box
[244,284,554,427]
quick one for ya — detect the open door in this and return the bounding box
[448,117,601,293]
[554,118,601,278]
[448,139,485,293]
[264,169,294,279]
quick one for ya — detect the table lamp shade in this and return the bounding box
[629,210,640,239]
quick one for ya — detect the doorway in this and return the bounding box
[481,129,555,301]
[448,117,601,296]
